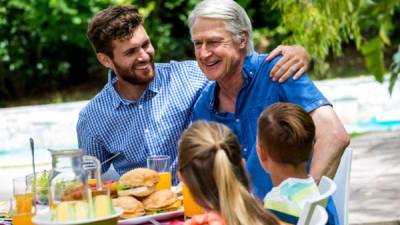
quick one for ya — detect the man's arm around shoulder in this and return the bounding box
[310,105,350,183]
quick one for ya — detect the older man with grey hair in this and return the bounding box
[77,4,309,186]
[189,1,349,224]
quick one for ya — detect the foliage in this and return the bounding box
[389,47,400,93]
[0,0,107,101]
[0,0,200,103]
[1,0,399,105]
[268,0,400,93]
[266,0,362,78]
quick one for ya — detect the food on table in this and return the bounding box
[106,168,182,220]
[94,195,115,218]
[61,184,85,201]
[61,180,117,201]
[112,196,145,218]
[74,201,90,220]
[34,170,50,205]
[142,189,181,214]
[52,194,115,221]
[89,180,118,198]
[117,168,160,197]
[53,201,87,221]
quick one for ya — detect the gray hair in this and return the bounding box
[188,0,254,55]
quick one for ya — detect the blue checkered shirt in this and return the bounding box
[77,60,208,184]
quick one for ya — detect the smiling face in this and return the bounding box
[191,18,247,82]
[97,25,155,85]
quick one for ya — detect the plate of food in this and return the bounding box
[118,208,183,225]
[32,202,123,225]
[113,168,183,225]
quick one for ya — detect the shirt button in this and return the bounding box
[144,128,149,133]
[138,104,143,109]
[235,118,240,122]
[243,148,247,152]
[250,72,253,75]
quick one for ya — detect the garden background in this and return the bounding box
[0,0,399,107]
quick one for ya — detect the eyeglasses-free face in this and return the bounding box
[191,18,247,82]
[192,38,233,51]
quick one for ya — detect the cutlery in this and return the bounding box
[29,137,36,192]
[149,218,162,225]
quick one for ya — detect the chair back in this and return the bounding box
[313,205,329,225]
[333,148,353,225]
[297,176,336,225]
[318,176,337,207]
[298,204,329,225]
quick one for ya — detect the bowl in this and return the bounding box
[32,207,122,225]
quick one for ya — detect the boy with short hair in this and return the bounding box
[257,102,335,225]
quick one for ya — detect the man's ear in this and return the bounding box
[96,52,113,69]
[239,32,248,50]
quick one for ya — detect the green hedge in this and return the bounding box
[0,0,399,104]
[0,0,204,102]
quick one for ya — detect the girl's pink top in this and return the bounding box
[183,211,226,225]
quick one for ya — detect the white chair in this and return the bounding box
[297,176,337,225]
[298,204,329,225]
[333,148,353,225]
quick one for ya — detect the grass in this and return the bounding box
[350,131,368,139]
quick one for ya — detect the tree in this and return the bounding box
[269,0,400,94]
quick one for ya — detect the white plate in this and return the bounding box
[32,207,123,225]
[118,209,183,225]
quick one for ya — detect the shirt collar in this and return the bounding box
[107,69,161,109]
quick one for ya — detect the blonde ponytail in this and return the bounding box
[214,149,251,225]
[178,121,279,225]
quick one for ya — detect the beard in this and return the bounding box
[113,60,155,85]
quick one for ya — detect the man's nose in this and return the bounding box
[198,44,212,59]
[137,48,150,61]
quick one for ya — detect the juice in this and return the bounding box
[88,178,97,186]
[15,193,34,214]
[156,172,172,190]
[12,213,35,225]
[182,184,203,217]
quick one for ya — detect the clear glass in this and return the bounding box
[82,155,102,190]
[26,170,50,205]
[182,184,203,218]
[48,149,89,208]
[147,155,171,190]
[12,176,36,225]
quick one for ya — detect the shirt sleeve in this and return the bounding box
[261,54,331,112]
[278,73,331,113]
[76,112,112,173]
[178,60,209,95]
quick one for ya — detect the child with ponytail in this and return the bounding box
[178,121,279,225]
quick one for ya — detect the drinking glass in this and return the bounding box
[147,155,171,190]
[12,177,36,225]
[182,184,203,218]
[26,170,50,205]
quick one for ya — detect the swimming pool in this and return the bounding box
[0,101,85,167]
[1,76,399,166]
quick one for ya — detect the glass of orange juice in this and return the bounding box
[182,184,204,218]
[12,177,36,225]
[147,155,171,190]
